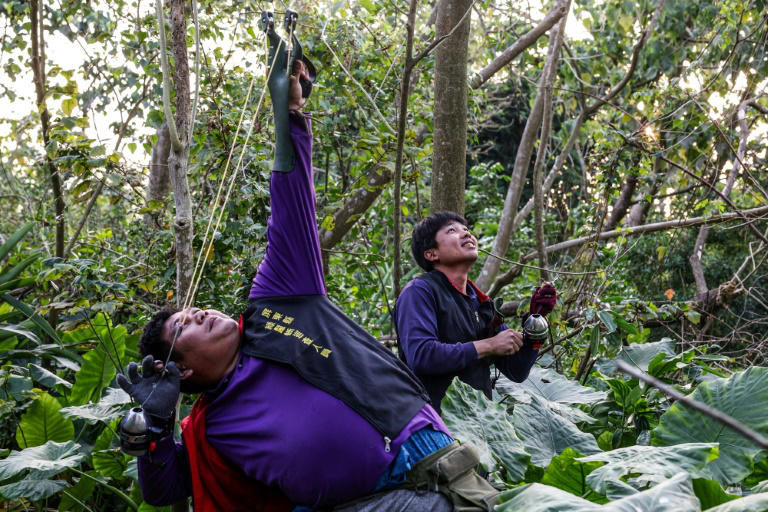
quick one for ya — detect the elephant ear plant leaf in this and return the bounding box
[61,386,132,424]
[652,367,768,486]
[512,394,601,467]
[496,472,701,512]
[576,442,719,497]
[15,391,75,448]
[441,378,531,480]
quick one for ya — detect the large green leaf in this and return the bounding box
[594,339,676,376]
[1,293,61,345]
[61,387,131,424]
[497,371,601,425]
[58,472,97,512]
[707,493,768,512]
[652,367,768,486]
[0,221,34,263]
[15,392,74,448]
[92,448,129,479]
[70,323,127,405]
[540,448,608,504]
[0,441,84,479]
[496,472,700,512]
[577,443,718,496]
[29,362,72,389]
[442,378,531,480]
[691,478,740,509]
[0,477,68,501]
[512,395,601,467]
[505,367,607,405]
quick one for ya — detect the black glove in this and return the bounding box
[117,355,180,423]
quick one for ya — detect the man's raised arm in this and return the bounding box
[249,12,325,298]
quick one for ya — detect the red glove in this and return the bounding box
[530,282,557,316]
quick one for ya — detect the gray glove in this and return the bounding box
[117,355,180,422]
[261,10,297,172]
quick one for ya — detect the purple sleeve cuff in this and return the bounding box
[137,436,191,506]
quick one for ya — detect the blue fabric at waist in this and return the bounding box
[373,427,454,491]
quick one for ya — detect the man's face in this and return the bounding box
[162,308,241,388]
[425,221,478,268]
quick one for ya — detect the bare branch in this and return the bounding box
[584,0,667,116]
[470,1,568,89]
[616,360,768,449]
[488,206,768,296]
[320,164,392,250]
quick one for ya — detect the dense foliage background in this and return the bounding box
[0,0,766,510]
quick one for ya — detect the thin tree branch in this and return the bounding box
[470,1,568,89]
[616,360,768,449]
[488,206,768,296]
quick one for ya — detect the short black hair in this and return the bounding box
[139,306,207,394]
[139,306,178,363]
[410,211,468,272]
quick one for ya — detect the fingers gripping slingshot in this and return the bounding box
[119,9,317,457]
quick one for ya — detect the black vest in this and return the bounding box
[241,295,430,441]
[398,271,504,411]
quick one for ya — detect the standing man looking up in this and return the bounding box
[394,212,557,413]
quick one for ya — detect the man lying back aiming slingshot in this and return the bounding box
[117,11,500,512]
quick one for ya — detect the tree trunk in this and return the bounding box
[431,0,473,215]
[476,8,570,292]
[30,0,65,259]
[320,164,392,250]
[626,157,663,227]
[477,0,667,292]
[689,101,749,295]
[605,173,638,231]
[167,0,193,306]
[144,123,172,228]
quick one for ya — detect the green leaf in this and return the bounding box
[0,323,40,344]
[16,392,74,448]
[512,395,601,467]
[61,387,131,424]
[441,379,530,479]
[0,252,40,285]
[92,448,129,479]
[0,222,34,262]
[576,443,718,496]
[58,471,97,512]
[691,478,739,509]
[686,310,701,324]
[707,493,769,512]
[0,441,84,480]
[0,476,68,501]
[1,293,62,344]
[652,367,769,486]
[516,367,607,405]
[360,0,378,14]
[590,325,601,354]
[29,363,72,389]
[70,324,126,405]
[497,472,700,511]
[594,338,676,375]
[597,310,616,333]
[540,448,608,504]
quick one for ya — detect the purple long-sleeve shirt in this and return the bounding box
[138,113,449,508]
[394,276,539,386]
